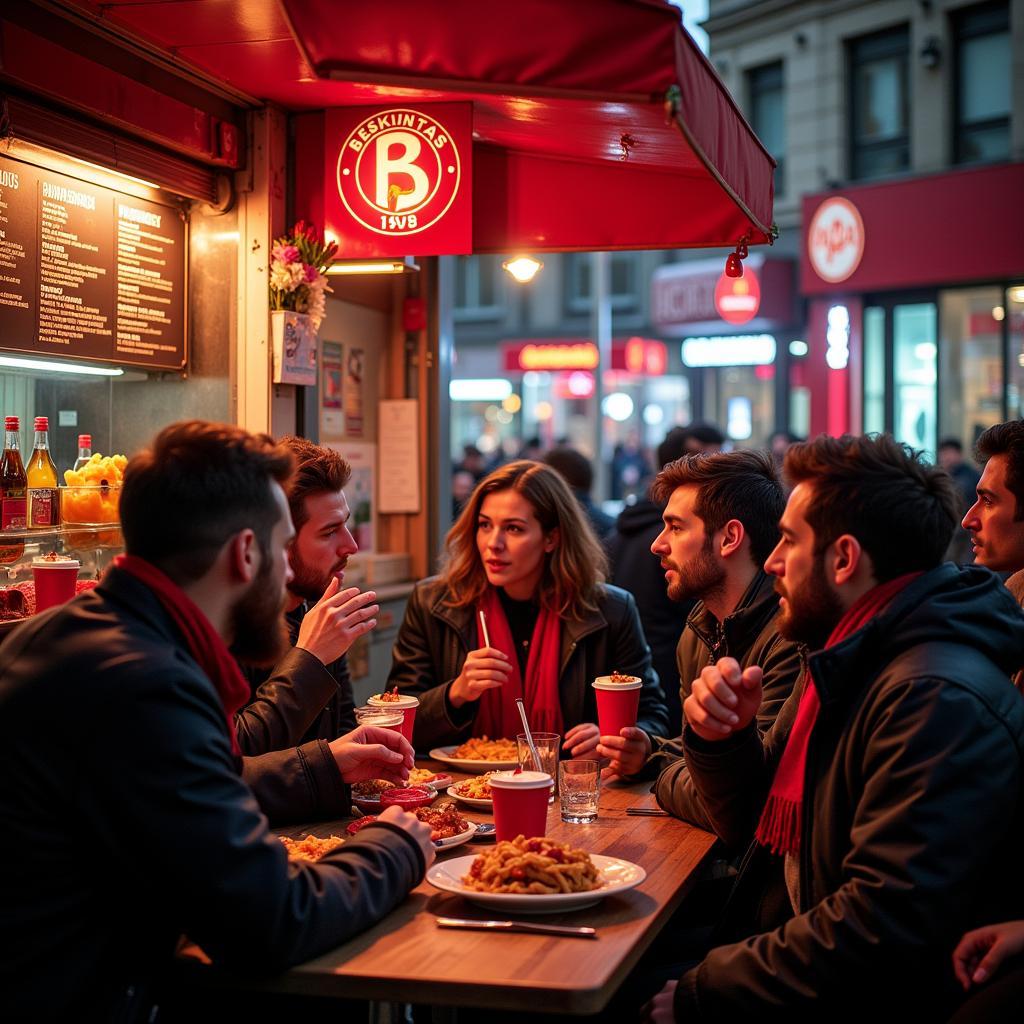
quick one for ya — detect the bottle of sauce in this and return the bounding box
[73,434,92,472]
[27,416,59,529]
[0,416,27,563]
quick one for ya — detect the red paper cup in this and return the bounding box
[368,693,420,743]
[32,558,80,612]
[592,675,642,737]
[354,706,405,734]
[490,770,551,842]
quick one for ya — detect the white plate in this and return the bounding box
[426,853,646,914]
[429,746,519,772]
[446,784,493,810]
[434,822,478,851]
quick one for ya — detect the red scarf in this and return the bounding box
[755,571,922,856]
[473,586,564,738]
[114,554,251,757]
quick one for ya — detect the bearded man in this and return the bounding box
[644,434,1024,1022]
[602,449,800,788]
[0,421,432,1022]
[234,436,382,821]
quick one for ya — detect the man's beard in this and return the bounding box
[776,553,844,649]
[230,553,290,667]
[665,535,727,605]
[288,550,344,603]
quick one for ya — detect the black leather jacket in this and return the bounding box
[387,577,669,749]
[0,567,425,1022]
[673,564,1024,1021]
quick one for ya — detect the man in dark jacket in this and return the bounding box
[0,421,432,1022]
[606,449,801,788]
[606,425,724,735]
[236,436,380,822]
[646,434,1024,1022]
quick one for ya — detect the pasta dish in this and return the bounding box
[451,736,517,761]
[462,835,601,894]
[415,803,470,840]
[451,772,495,799]
[279,834,344,862]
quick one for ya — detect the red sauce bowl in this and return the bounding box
[379,785,435,811]
[346,815,379,835]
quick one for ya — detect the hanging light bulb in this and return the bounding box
[502,256,544,283]
[725,251,743,278]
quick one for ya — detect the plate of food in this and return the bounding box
[350,781,436,815]
[347,804,477,850]
[425,836,646,913]
[429,736,519,771]
[407,767,454,790]
[446,773,495,809]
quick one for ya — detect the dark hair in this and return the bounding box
[686,423,727,448]
[784,434,959,579]
[938,437,963,453]
[657,427,691,470]
[543,447,593,493]
[121,420,294,584]
[975,420,1024,520]
[650,449,785,564]
[440,460,607,619]
[278,435,351,532]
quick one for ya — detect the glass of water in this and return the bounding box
[558,759,600,823]
[517,732,560,803]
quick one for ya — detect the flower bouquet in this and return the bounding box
[269,221,338,331]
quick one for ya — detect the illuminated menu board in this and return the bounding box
[0,155,186,371]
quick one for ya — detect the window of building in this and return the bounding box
[747,62,785,197]
[565,253,638,314]
[454,255,503,320]
[893,302,938,458]
[1005,285,1024,421]
[849,27,910,181]
[863,306,886,435]
[954,2,1010,165]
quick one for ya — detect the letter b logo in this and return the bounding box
[375,132,429,212]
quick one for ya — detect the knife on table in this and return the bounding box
[436,916,597,939]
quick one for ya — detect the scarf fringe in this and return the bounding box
[755,793,801,856]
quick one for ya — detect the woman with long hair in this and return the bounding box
[387,461,668,761]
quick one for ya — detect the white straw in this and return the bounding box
[478,609,492,648]
[515,697,542,773]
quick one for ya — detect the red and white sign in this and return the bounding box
[325,104,472,257]
[714,271,761,325]
[501,338,667,375]
[807,197,865,284]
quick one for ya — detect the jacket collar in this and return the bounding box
[686,569,779,651]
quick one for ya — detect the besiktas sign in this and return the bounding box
[325,104,473,257]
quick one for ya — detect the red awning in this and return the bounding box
[60,0,775,252]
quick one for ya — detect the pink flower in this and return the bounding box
[272,243,300,264]
[303,262,318,283]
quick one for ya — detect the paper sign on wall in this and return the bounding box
[378,399,420,514]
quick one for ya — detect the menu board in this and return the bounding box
[0,155,186,371]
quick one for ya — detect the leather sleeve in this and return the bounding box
[86,658,424,972]
[754,633,803,737]
[241,740,349,825]
[234,646,341,755]
[674,677,1024,1018]
[387,584,473,750]
[611,590,670,741]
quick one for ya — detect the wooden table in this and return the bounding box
[179,763,717,1016]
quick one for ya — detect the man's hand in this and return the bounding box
[296,577,379,665]
[329,724,414,784]
[597,727,652,780]
[683,657,762,742]
[563,722,600,758]
[449,647,511,707]
[641,980,677,1023]
[952,920,1024,990]
[376,804,436,870]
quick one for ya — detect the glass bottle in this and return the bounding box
[73,434,92,472]
[27,416,59,529]
[0,416,27,563]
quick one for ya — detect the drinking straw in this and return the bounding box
[515,697,542,774]
[478,609,492,648]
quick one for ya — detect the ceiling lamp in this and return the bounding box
[326,257,419,275]
[502,256,544,284]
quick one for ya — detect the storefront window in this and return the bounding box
[849,27,910,180]
[954,1,1010,165]
[709,365,775,449]
[863,306,886,434]
[565,253,638,313]
[893,303,937,457]
[747,62,785,197]
[1006,285,1024,420]
[939,287,1003,449]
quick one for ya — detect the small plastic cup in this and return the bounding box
[32,556,80,612]
[354,706,405,734]
[367,692,420,743]
[490,770,552,842]
[592,674,642,738]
